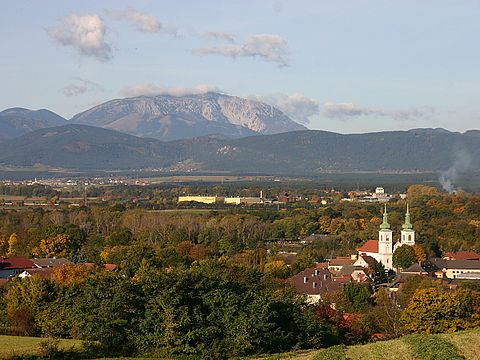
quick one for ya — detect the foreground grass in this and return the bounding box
[1,328,479,359]
[0,335,82,358]
[250,328,480,360]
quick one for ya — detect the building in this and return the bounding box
[224,197,262,205]
[31,257,72,268]
[0,257,36,278]
[328,256,356,272]
[178,196,224,204]
[286,264,345,303]
[442,251,480,261]
[430,258,480,279]
[357,205,415,270]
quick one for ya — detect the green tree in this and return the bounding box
[393,245,417,270]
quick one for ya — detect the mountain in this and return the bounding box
[1,126,480,174]
[71,92,307,141]
[184,129,480,173]
[0,108,67,142]
[0,124,181,170]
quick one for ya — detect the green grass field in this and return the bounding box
[251,328,480,360]
[0,328,478,359]
[0,335,82,358]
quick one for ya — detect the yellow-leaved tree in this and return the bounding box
[7,233,18,257]
[32,234,72,258]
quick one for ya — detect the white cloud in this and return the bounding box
[322,102,433,120]
[203,31,235,43]
[63,77,104,97]
[110,8,176,34]
[193,33,289,67]
[252,93,319,124]
[47,14,112,61]
[121,84,221,97]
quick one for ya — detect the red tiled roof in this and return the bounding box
[329,257,355,266]
[0,256,35,270]
[358,240,378,254]
[22,268,54,278]
[443,251,480,261]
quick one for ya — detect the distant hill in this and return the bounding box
[0,124,181,170]
[1,125,480,174]
[70,92,306,141]
[184,128,480,174]
[0,108,66,142]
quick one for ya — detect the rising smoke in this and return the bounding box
[439,150,472,193]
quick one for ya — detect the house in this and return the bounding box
[286,264,345,304]
[31,257,72,268]
[430,258,480,279]
[18,268,54,279]
[442,251,480,261]
[337,265,369,282]
[328,256,356,272]
[401,263,430,276]
[0,257,36,279]
[354,254,376,268]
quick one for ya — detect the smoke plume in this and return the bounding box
[439,150,471,193]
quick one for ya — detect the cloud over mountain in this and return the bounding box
[121,84,221,97]
[252,93,319,124]
[47,14,112,61]
[193,34,289,66]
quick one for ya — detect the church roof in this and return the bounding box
[358,240,379,254]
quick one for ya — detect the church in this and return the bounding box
[357,205,415,270]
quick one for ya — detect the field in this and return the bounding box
[0,329,478,359]
[251,328,480,360]
[0,335,82,358]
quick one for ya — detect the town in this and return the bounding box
[0,181,479,358]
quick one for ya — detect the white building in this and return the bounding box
[358,205,415,270]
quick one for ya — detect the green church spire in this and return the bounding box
[402,203,413,230]
[380,204,390,230]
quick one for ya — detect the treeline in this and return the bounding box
[2,261,346,358]
[1,185,480,267]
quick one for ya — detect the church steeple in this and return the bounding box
[402,203,413,230]
[380,204,390,230]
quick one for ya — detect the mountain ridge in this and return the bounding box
[0,107,67,142]
[70,92,307,141]
[1,125,479,174]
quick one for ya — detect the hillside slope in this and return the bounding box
[0,124,182,170]
[0,107,66,142]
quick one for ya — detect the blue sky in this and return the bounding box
[2,0,480,133]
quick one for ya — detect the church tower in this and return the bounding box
[400,204,415,246]
[378,204,393,269]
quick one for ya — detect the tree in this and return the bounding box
[337,283,372,312]
[413,244,427,263]
[367,288,402,338]
[401,288,480,334]
[393,245,416,270]
[7,233,18,257]
[32,234,72,258]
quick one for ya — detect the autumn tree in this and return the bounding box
[32,234,72,258]
[393,245,416,270]
[7,233,18,257]
[401,288,480,334]
[413,244,426,263]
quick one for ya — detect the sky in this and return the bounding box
[2,0,480,133]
